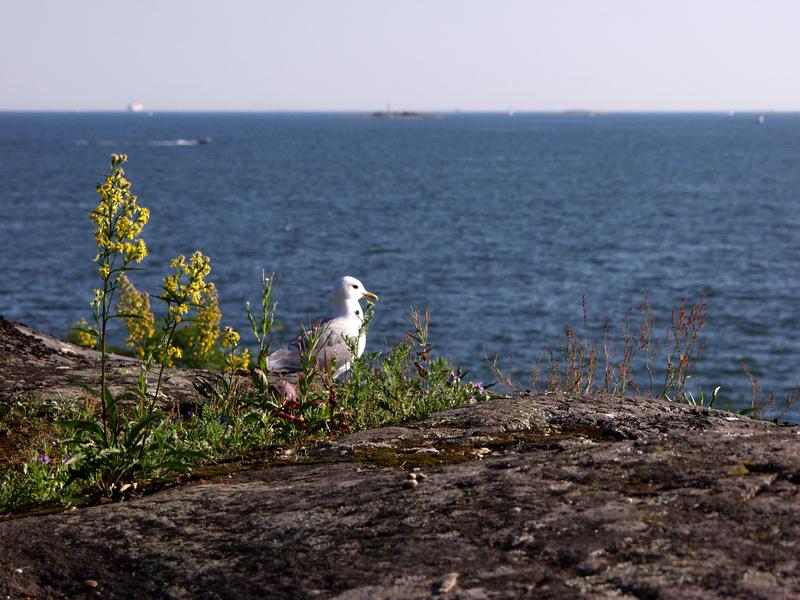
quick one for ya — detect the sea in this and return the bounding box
[0,112,798,420]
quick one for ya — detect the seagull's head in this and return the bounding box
[334,276,379,305]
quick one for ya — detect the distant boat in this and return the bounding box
[147,138,212,146]
[756,114,765,124]
[128,102,145,113]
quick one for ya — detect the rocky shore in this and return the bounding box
[0,317,206,407]
[1,318,799,598]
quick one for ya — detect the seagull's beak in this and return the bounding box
[362,289,379,301]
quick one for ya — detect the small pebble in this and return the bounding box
[414,447,441,455]
[84,579,99,589]
[435,571,459,593]
[404,479,419,489]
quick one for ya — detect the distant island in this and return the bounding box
[359,110,441,120]
[563,109,605,116]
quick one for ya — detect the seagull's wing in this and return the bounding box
[264,318,324,374]
[264,345,302,373]
[265,317,358,375]
[313,320,357,374]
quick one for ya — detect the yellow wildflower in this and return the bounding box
[131,238,148,262]
[220,325,240,349]
[116,274,155,356]
[224,348,250,371]
[156,343,184,367]
[171,304,189,316]
[162,251,212,305]
[90,154,149,269]
[163,274,179,295]
[185,283,221,362]
[72,318,99,349]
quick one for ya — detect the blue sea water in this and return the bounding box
[0,112,798,419]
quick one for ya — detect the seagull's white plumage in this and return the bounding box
[265,276,378,378]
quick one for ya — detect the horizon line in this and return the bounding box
[0,108,794,114]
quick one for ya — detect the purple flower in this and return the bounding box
[448,372,460,384]
[39,454,50,464]
[186,410,195,418]
[219,415,228,424]
[62,454,72,463]
[472,381,485,393]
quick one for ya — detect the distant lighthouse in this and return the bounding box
[128,102,145,113]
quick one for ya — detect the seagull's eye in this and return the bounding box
[355,310,360,316]
[352,284,358,289]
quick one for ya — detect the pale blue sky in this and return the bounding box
[1,0,798,111]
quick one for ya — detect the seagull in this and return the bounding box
[265,276,379,378]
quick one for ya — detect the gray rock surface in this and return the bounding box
[2,390,799,598]
[0,317,207,406]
